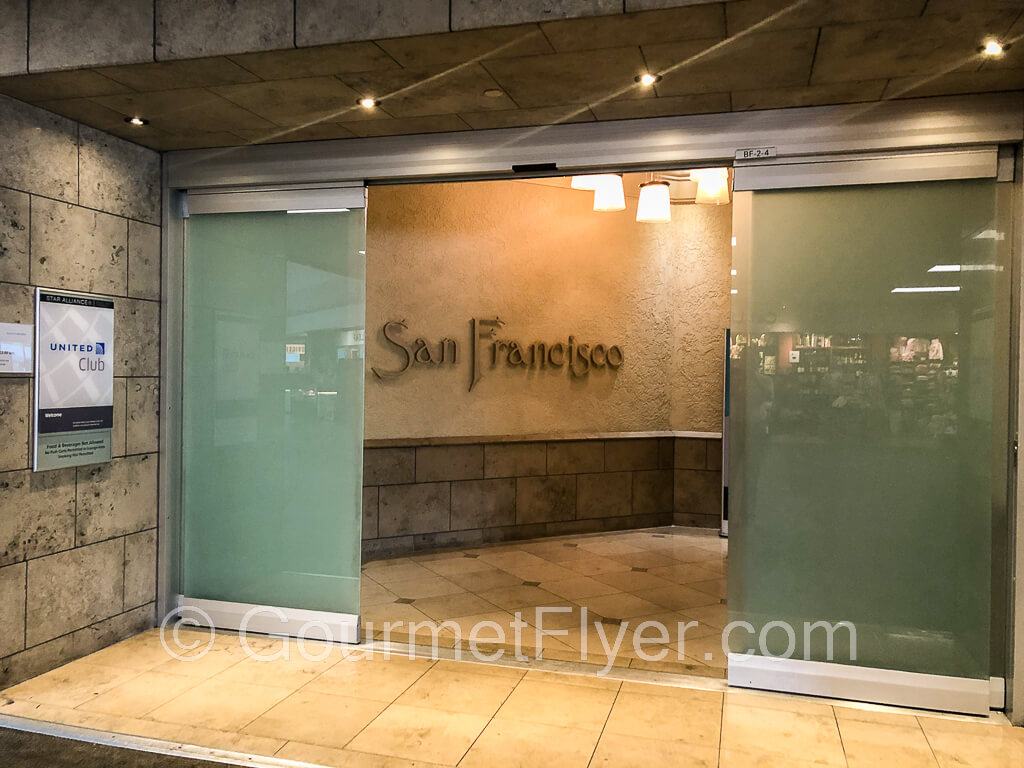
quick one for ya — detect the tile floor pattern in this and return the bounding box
[361,527,729,678]
[1,629,1022,768]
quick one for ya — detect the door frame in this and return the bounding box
[158,92,1024,718]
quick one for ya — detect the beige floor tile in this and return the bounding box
[839,718,939,767]
[592,570,676,593]
[540,575,620,601]
[591,732,718,768]
[680,602,729,629]
[122,717,288,757]
[411,592,502,621]
[394,664,519,716]
[346,703,489,764]
[605,688,722,748]
[365,562,440,587]
[211,638,346,688]
[606,552,684,569]
[721,704,846,766]
[78,631,184,671]
[306,653,435,702]
[522,669,622,690]
[276,740,449,767]
[678,634,728,669]
[243,689,386,748]
[384,575,466,600]
[832,704,923,727]
[475,584,565,611]
[647,563,723,585]
[562,556,633,577]
[3,662,141,708]
[576,593,664,620]
[495,678,617,731]
[725,689,834,717]
[146,677,292,732]
[420,555,495,578]
[632,585,722,611]
[918,716,1024,768]
[719,747,839,767]
[458,718,599,768]
[444,567,524,592]
[577,540,645,556]
[75,670,198,717]
[429,658,525,678]
[362,580,401,607]
[689,577,728,600]
[362,601,438,632]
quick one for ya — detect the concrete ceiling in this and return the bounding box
[1,2,1022,151]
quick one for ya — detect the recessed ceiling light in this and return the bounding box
[483,88,504,98]
[635,73,661,86]
[980,40,1008,56]
[124,116,148,126]
[358,97,379,108]
[891,286,961,293]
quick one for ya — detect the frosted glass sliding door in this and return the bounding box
[181,198,366,636]
[728,164,1010,713]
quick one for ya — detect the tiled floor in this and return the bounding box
[1,629,1021,767]
[361,527,729,677]
[1,527,1021,767]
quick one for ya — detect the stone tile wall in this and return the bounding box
[0,94,161,687]
[362,435,722,558]
[0,0,714,75]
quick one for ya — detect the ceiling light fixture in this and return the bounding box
[570,175,603,190]
[358,97,379,108]
[636,181,671,223]
[592,174,625,212]
[980,40,1007,56]
[286,208,350,214]
[635,73,661,86]
[124,116,148,126]
[690,168,731,205]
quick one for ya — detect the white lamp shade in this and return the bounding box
[636,181,671,223]
[691,168,731,205]
[571,175,601,190]
[592,174,625,211]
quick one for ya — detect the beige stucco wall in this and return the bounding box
[364,179,731,440]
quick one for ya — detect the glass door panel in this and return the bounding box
[728,177,1009,707]
[182,206,366,624]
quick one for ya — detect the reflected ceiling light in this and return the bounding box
[592,175,625,211]
[891,286,961,293]
[483,88,504,98]
[730,289,738,295]
[981,40,1006,56]
[358,97,380,108]
[636,181,671,223]
[929,263,1002,272]
[124,116,148,126]
[973,228,1005,240]
[731,269,737,276]
[286,208,350,214]
[690,168,731,205]
[635,73,661,86]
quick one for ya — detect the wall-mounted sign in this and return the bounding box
[371,317,624,392]
[34,289,114,471]
[0,322,33,374]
